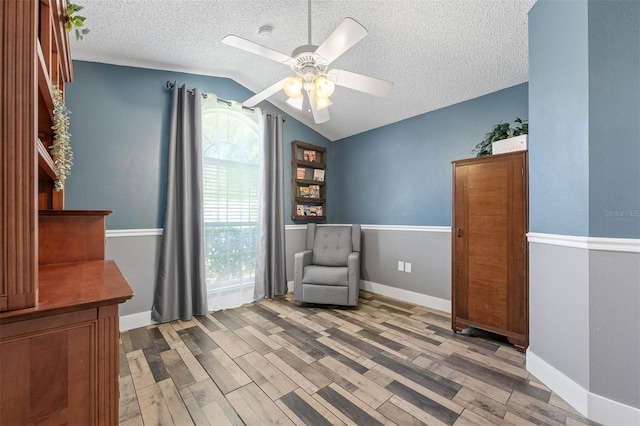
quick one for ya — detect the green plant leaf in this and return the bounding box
[65,1,89,40]
[472,117,529,157]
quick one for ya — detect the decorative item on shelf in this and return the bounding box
[309,185,320,198]
[303,150,317,162]
[313,169,325,181]
[65,0,90,41]
[295,205,323,217]
[472,117,528,157]
[299,185,321,199]
[309,205,323,216]
[299,186,311,197]
[51,85,73,191]
[297,167,306,180]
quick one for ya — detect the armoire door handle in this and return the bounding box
[456,228,462,237]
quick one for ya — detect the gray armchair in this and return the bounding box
[293,224,361,307]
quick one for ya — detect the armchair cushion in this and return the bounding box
[303,265,349,286]
[312,226,352,267]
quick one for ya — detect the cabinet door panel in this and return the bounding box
[0,323,95,425]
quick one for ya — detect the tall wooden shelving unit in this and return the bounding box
[1,1,133,423]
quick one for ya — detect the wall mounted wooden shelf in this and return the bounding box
[291,140,327,221]
[37,139,58,181]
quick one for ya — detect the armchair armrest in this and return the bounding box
[347,252,361,305]
[294,250,313,300]
[295,250,313,268]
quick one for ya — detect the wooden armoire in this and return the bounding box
[0,1,133,424]
[451,151,529,351]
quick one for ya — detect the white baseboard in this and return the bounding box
[527,350,640,425]
[120,310,153,331]
[589,391,640,426]
[526,350,589,416]
[360,280,451,313]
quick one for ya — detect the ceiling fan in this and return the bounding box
[221,0,394,124]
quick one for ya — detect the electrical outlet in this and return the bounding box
[405,262,412,273]
[398,261,404,271]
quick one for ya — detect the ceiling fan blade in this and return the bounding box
[222,35,294,64]
[242,77,289,107]
[328,69,394,98]
[308,91,330,124]
[314,18,367,65]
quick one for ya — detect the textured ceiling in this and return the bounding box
[70,0,536,141]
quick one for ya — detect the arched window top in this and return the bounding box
[202,98,260,163]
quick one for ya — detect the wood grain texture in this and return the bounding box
[121,292,598,425]
[1,0,38,313]
[452,152,529,351]
[38,210,112,265]
[0,260,134,326]
[0,260,132,425]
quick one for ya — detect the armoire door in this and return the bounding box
[452,151,528,351]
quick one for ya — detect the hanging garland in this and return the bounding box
[51,85,73,191]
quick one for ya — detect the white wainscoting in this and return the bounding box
[527,232,640,425]
[527,350,640,425]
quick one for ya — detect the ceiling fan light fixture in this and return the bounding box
[314,76,335,98]
[286,96,304,110]
[283,76,303,98]
[315,96,332,110]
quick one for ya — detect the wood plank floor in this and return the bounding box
[119,291,598,425]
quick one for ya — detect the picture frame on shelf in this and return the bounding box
[313,169,325,181]
[296,167,306,180]
[303,150,317,162]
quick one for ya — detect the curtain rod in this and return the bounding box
[165,81,257,112]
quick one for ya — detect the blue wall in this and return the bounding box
[528,0,590,237]
[328,83,528,225]
[65,61,329,229]
[588,0,640,238]
[528,0,640,239]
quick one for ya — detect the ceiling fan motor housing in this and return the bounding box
[291,44,329,86]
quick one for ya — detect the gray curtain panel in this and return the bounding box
[254,112,287,300]
[151,84,208,323]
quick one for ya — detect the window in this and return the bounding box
[201,96,261,311]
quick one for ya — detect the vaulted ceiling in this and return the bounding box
[70,0,536,141]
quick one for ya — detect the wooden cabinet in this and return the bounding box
[0,211,133,425]
[2,0,73,312]
[1,1,134,423]
[0,261,133,425]
[292,141,326,221]
[451,151,529,351]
